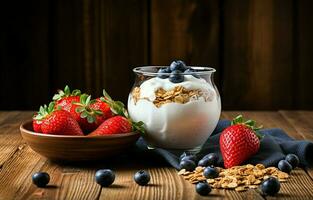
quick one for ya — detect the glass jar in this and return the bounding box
[128,66,221,151]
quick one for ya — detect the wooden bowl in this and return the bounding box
[20,121,140,161]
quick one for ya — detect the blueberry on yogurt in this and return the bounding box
[157,68,170,79]
[170,60,187,72]
[169,70,184,83]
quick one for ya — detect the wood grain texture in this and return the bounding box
[222,0,294,110]
[1,1,313,110]
[90,0,148,102]
[0,111,313,200]
[295,0,313,109]
[151,0,221,85]
[0,1,51,110]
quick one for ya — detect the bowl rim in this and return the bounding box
[20,120,139,138]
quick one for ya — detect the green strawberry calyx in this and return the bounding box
[33,102,56,121]
[231,115,263,139]
[100,89,145,135]
[52,85,81,101]
[73,94,103,124]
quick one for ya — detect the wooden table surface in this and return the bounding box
[0,111,313,200]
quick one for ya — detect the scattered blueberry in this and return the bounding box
[285,154,299,169]
[179,159,196,171]
[202,153,219,166]
[169,70,184,83]
[184,68,200,78]
[32,172,50,188]
[260,177,281,196]
[169,60,187,72]
[181,155,197,163]
[157,68,170,79]
[198,158,211,167]
[95,169,115,187]
[278,160,292,174]
[195,181,211,196]
[134,170,151,186]
[203,166,219,179]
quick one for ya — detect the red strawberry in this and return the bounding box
[88,89,145,136]
[89,116,132,136]
[32,115,43,132]
[53,85,81,119]
[33,102,83,136]
[73,95,113,133]
[220,115,262,168]
[53,86,112,133]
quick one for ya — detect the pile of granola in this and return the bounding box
[178,164,289,192]
[132,86,211,108]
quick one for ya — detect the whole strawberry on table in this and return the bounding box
[220,115,262,168]
[32,85,145,136]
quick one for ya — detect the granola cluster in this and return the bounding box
[178,164,289,192]
[132,86,211,108]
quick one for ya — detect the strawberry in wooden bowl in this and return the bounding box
[20,86,144,161]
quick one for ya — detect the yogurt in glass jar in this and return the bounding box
[128,61,221,151]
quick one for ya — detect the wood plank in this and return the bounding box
[222,0,294,109]
[295,1,313,109]
[151,0,221,86]
[49,0,85,93]
[0,1,51,110]
[223,111,313,199]
[279,111,313,179]
[83,0,148,102]
[57,169,100,200]
[0,146,45,199]
[279,111,313,141]
[0,112,33,166]
[20,161,63,200]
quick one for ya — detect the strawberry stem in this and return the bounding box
[231,115,263,139]
[73,94,102,124]
[33,102,55,120]
[52,85,81,101]
[100,89,145,134]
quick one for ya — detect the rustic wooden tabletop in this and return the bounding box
[0,111,312,200]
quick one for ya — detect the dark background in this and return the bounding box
[1,0,312,110]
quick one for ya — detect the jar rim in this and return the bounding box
[133,66,216,76]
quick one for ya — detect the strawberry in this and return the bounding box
[89,116,132,135]
[53,85,81,112]
[88,89,145,136]
[73,95,113,133]
[53,86,113,133]
[33,102,83,136]
[219,115,262,168]
[32,114,43,132]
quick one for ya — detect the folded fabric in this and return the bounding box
[135,120,313,170]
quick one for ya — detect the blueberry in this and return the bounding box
[285,154,299,169]
[32,172,50,188]
[157,68,170,79]
[202,153,219,166]
[134,170,150,186]
[95,169,115,187]
[184,68,200,78]
[198,158,211,167]
[260,177,280,196]
[170,60,187,72]
[169,70,184,83]
[179,159,196,171]
[277,160,292,174]
[203,166,219,179]
[181,155,197,163]
[195,181,211,196]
